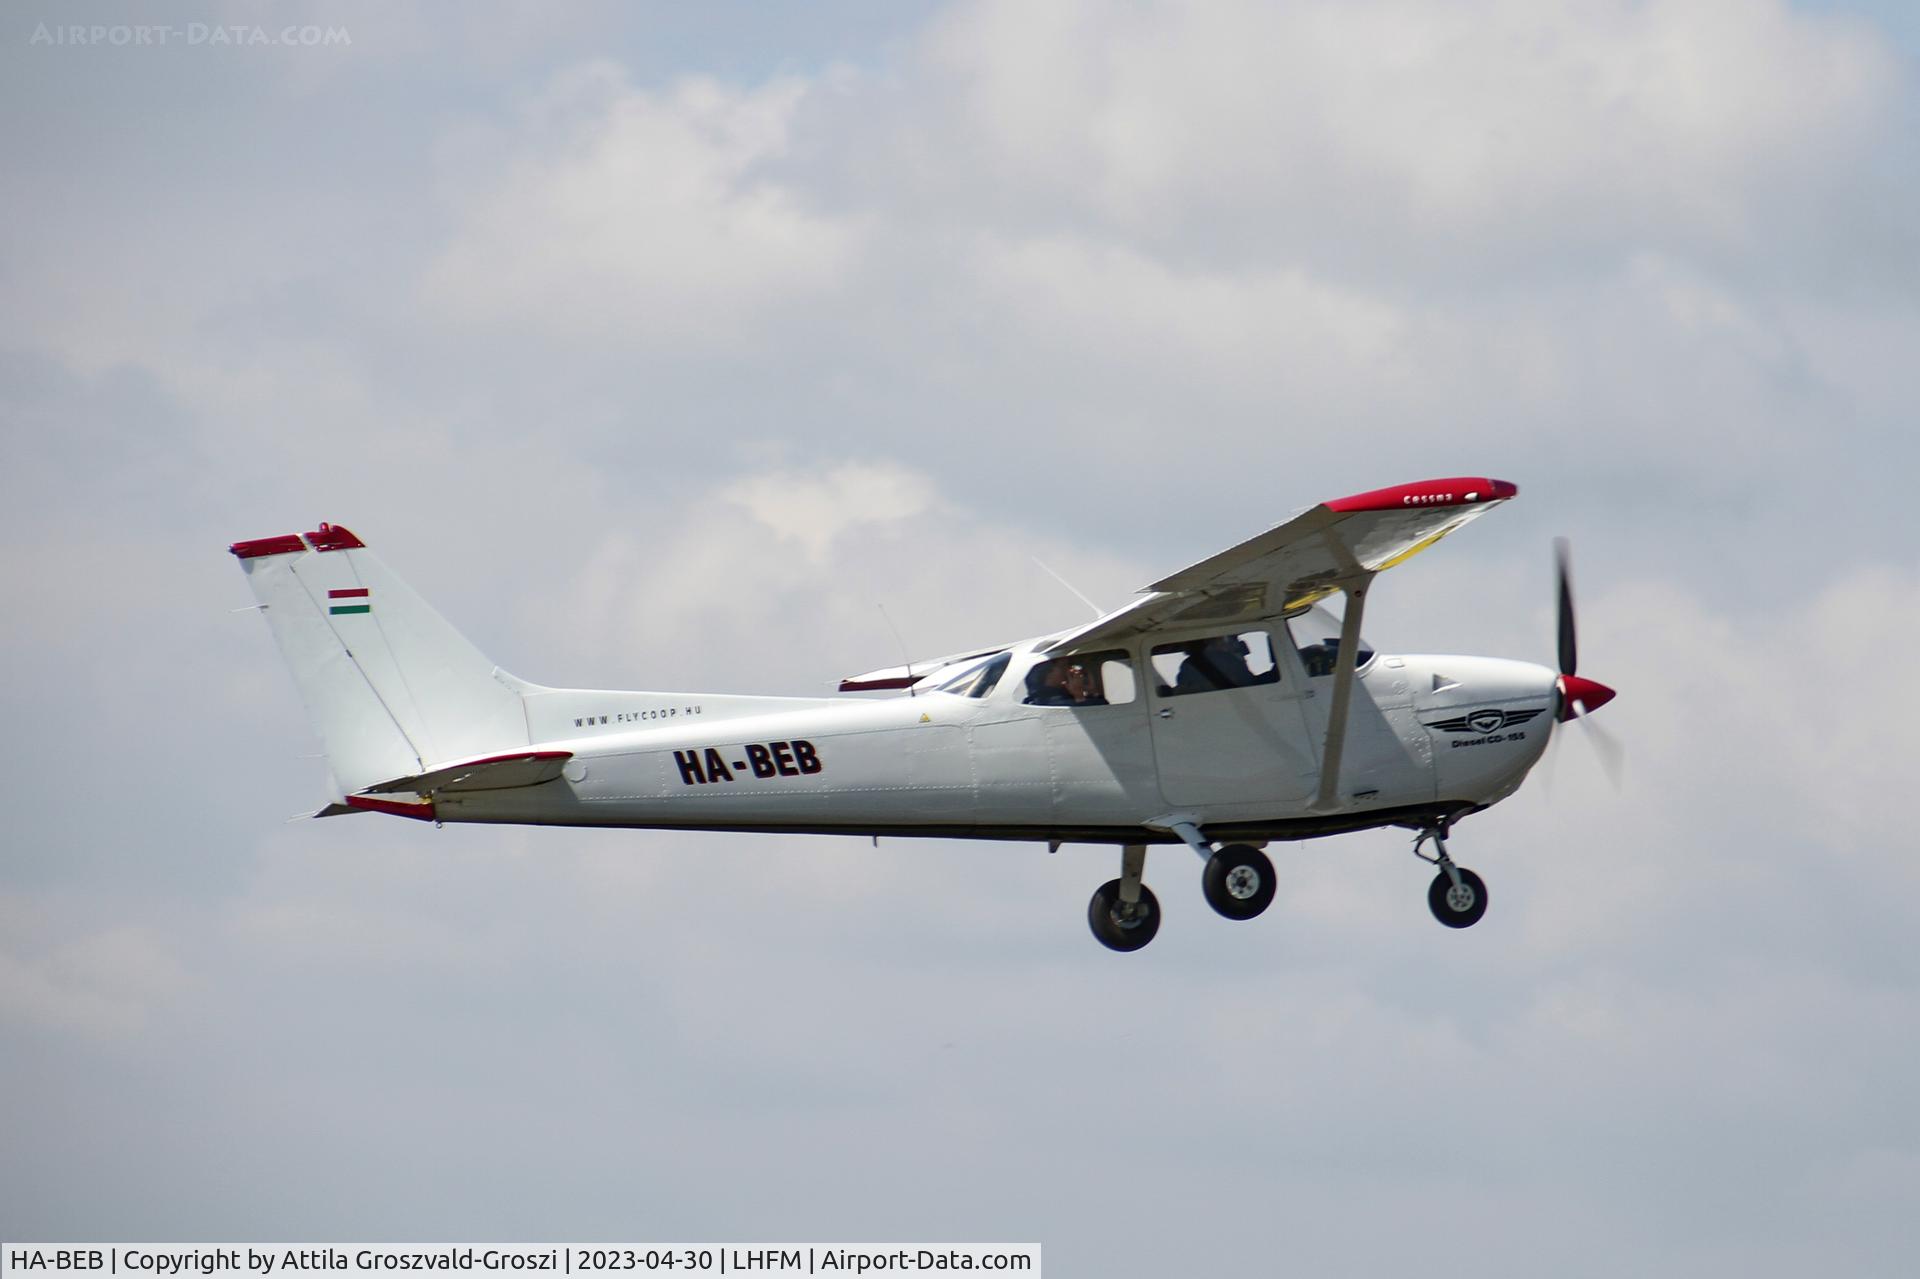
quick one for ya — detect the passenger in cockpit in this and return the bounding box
[1174,635,1261,693]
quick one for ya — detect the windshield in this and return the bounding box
[929,651,1010,698]
[1285,604,1374,676]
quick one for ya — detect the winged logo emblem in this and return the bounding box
[1423,707,1546,734]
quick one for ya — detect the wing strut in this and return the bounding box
[1311,576,1372,812]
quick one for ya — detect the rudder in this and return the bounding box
[231,523,530,795]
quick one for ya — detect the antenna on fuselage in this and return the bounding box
[876,602,915,697]
[1029,555,1104,619]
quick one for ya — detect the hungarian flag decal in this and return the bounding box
[328,587,371,615]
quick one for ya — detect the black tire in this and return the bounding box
[1428,867,1489,929]
[1203,844,1277,920]
[1088,879,1161,952]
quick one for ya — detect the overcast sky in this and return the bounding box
[4,1,1919,1272]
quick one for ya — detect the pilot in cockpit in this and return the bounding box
[1026,657,1107,707]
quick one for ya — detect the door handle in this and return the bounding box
[1158,708,1174,719]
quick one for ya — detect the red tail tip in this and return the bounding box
[305,523,365,552]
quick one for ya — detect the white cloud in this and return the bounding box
[967,234,1406,393]
[1577,566,1920,854]
[521,457,1143,693]
[906,0,1896,260]
[723,460,942,561]
[0,904,188,1039]
[422,63,861,345]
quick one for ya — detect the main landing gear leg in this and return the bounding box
[1088,844,1161,952]
[1168,820,1278,923]
[1413,820,1488,929]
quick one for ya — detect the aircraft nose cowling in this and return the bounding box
[1557,674,1616,721]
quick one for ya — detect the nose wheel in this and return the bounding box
[1414,824,1488,929]
[1427,865,1488,928]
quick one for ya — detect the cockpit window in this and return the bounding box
[1286,604,1374,676]
[930,650,1010,698]
[1150,630,1280,696]
[1023,650,1137,707]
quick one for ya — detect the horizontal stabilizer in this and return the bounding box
[345,795,437,821]
[362,749,572,795]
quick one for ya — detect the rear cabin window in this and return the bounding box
[1022,651,1137,707]
[1150,630,1280,696]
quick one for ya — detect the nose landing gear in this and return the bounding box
[1413,823,1488,929]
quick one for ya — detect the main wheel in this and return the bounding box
[1428,867,1488,929]
[1088,879,1161,952]
[1203,844,1276,920]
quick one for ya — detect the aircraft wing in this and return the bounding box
[1041,477,1516,653]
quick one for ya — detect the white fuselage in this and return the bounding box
[437,644,1559,845]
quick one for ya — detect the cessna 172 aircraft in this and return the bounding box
[231,476,1615,951]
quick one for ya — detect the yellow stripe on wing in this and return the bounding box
[1370,526,1457,573]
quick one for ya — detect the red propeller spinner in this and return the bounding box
[1557,673,1617,721]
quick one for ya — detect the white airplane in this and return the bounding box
[231,476,1615,951]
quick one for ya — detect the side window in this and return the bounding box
[1286,606,1374,677]
[1298,639,1339,677]
[1150,630,1280,697]
[1022,650,1137,707]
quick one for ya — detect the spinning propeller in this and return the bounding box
[1550,538,1622,785]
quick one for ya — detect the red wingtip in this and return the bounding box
[1557,674,1616,722]
[1325,477,1518,513]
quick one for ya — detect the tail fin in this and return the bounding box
[231,524,530,795]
